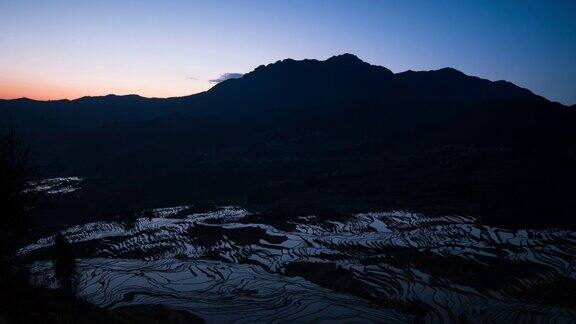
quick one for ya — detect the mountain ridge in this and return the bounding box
[0,54,567,107]
[1,54,575,228]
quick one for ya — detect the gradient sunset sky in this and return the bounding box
[1,0,575,105]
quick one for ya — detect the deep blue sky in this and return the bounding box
[1,0,574,105]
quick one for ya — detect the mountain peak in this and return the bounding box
[75,94,145,102]
[325,53,364,64]
[435,67,467,76]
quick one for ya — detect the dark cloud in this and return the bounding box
[209,73,244,83]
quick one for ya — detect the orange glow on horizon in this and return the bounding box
[0,78,210,101]
[0,82,83,101]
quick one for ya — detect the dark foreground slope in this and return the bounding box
[1,54,575,227]
[0,283,204,323]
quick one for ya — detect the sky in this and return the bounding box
[0,0,575,105]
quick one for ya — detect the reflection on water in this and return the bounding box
[23,177,84,195]
[23,207,576,323]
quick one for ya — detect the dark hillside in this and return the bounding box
[2,54,575,227]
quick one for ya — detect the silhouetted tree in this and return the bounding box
[0,126,33,274]
[53,233,77,295]
[0,126,36,319]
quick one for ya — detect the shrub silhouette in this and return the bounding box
[121,209,139,229]
[53,233,77,295]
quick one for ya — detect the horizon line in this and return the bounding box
[1,54,574,107]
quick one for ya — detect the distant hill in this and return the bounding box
[1,54,575,228]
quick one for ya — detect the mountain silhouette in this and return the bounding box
[1,54,575,227]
